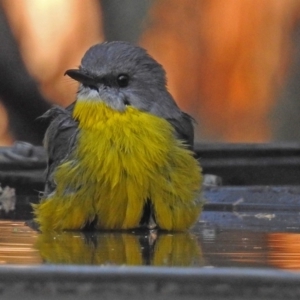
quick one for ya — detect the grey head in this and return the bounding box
[65,41,181,119]
[65,41,195,148]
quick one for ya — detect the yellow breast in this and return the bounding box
[34,101,203,231]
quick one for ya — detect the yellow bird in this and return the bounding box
[33,41,203,232]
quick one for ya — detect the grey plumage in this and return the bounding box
[42,41,195,196]
[39,106,78,195]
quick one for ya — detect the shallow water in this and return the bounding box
[1,210,300,269]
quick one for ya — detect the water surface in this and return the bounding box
[1,210,300,269]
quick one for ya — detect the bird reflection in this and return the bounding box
[35,230,203,267]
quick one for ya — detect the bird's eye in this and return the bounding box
[117,74,129,88]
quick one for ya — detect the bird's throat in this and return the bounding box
[73,100,124,129]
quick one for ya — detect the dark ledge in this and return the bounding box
[0,265,299,300]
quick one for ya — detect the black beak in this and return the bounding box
[65,69,97,88]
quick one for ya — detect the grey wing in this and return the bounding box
[167,112,195,150]
[42,106,78,196]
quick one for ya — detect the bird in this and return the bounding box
[33,41,203,232]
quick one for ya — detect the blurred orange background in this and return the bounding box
[1,0,300,145]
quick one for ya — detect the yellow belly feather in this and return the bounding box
[34,101,203,231]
